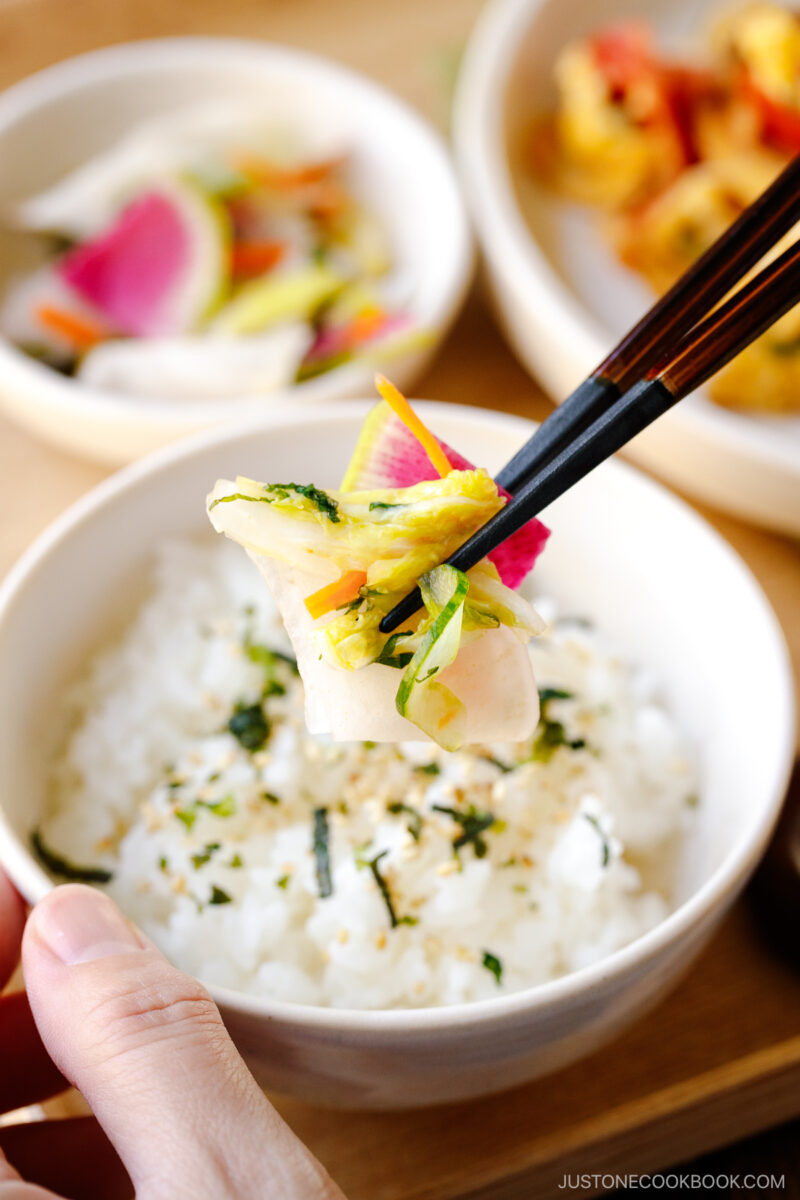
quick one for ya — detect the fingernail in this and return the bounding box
[35,886,145,965]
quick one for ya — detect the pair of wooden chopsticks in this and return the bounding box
[381,155,800,634]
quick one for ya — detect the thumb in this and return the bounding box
[23,886,344,1200]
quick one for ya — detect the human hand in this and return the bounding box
[0,874,346,1199]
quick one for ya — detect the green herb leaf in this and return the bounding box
[313,807,333,899]
[336,585,386,615]
[209,885,233,905]
[482,755,513,773]
[482,950,503,985]
[191,842,222,870]
[271,649,299,674]
[267,482,341,522]
[276,873,290,890]
[178,796,237,829]
[432,805,496,859]
[261,679,286,698]
[211,482,340,523]
[228,702,270,752]
[245,641,298,693]
[414,762,441,776]
[31,829,113,884]
[357,848,417,929]
[375,631,415,670]
[369,501,405,511]
[229,853,244,869]
[531,688,586,763]
[387,801,423,842]
[199,795,237,818]
[261,791,281,806]
[245,643,278,668]
[583,813,611,867]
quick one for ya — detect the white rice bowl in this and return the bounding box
[41,537,697,1010]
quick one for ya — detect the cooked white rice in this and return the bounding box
[41,538,697,1009]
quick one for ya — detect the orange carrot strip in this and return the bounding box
[305,569,368,620]
[234,152,345,190]
[344,307,386,347]
[231,240,286,278]
[374,374,452,478]
[35,304,109,350]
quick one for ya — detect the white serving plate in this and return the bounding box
[0,38,472,464]
[0,402,793,1107]
[453,0,800,536]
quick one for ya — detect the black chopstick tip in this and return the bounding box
[380,588,422,634]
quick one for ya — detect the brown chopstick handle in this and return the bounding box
[658,238,800,398]
[599,154,800,391]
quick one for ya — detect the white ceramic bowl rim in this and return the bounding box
[452,0,800,477]
[0,400,794,1035]
[0,36,472,422]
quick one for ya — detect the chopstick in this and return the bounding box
[495,154,800,494]
[380,235,800,634]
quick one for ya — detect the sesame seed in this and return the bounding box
[436,860,460,877]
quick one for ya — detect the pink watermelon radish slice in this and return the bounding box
[57,180,228,337]
[341,396,549,590]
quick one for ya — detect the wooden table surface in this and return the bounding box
[1,0,799,1195]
